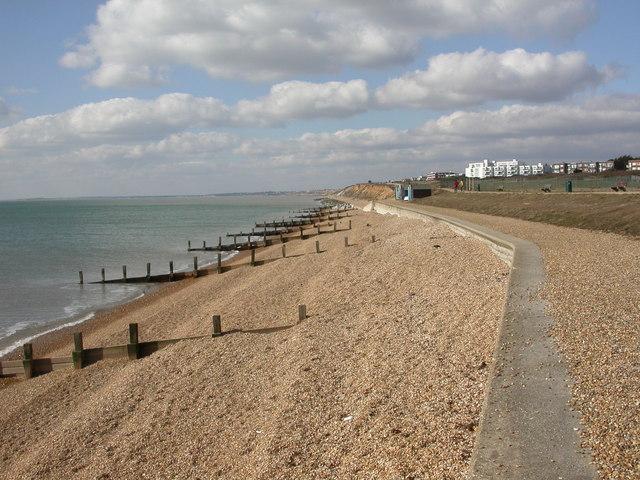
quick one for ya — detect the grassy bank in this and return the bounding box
[412,190,640,237]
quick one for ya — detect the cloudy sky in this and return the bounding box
[1,0,639,199]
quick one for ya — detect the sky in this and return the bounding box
[1,0,639,199]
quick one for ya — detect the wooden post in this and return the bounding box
[193,256,198,277]
[349,220,352,230]
[233,235,237,248]
[78,271,84,284]
[101,268,105,283]
[122,265,127,282]
[263,234,267,245]
[298,305,306,323]
[72,332,84,369]
[169,261,174,281]
[334,222,337,232]
[22,343,33,379]
[203,240,207,249]
[344,237,349,247]
[188,240,191,250]
[247,235,251,246]
[280,233,284,243]
[315,240,320,254]
[299,227,303,239]
[146,263,151,281]
[250,249,256,267]
[317,226,320,235]
[218,236,222,248]
[217,253,222,274]
[282,244,286,258]
[371,235,376,243]
[127,323,139,360]
[212,315,222,337]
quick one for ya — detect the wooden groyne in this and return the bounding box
[1,305,309,379]
[79,214,353,284]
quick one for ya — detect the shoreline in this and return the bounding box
[0,249,250,362]
[0,211,337,361]
[0,208,510,478]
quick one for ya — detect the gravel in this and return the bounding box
[0,210,509,479]
[410,204,640,480]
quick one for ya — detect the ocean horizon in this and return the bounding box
[0,194,320,357]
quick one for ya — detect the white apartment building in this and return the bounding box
[465,159,548,178]
[465,159,494,179]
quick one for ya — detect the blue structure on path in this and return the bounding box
[395,183,432,201]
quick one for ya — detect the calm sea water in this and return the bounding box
[0,195,319,356]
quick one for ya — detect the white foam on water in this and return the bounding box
[0,312,95,358]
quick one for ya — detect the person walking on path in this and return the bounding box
[454,180,459,192]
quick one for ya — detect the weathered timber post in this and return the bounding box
[344,237,349,247]
[250,249,256,267]
[217,253,222,274]
[203,240,207,249]
[78,271,84,285]
[371,235,376,243]
[233,235,237,248]
[146,263,151,281]
[218,236,222,248]
[263,234,267,245]
[247,235,251,246]
[334,222,337,232]
[349,220,352,230]
[280,233,284,244]
[298,305,307,323]
[212,315,222,337]
[127,323,140,360]
[23,343,34,379]
[122,265,127,282]
[282,244,286,258]
[317,226,320,235]
[188,240,191,250]
[315,240,320,254]
[169,261,174,281]
[299,227,303,239]
[101,268,106,283]
[72,332,84,369]
[193,256,199,277]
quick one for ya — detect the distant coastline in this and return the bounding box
[4,190,338,203]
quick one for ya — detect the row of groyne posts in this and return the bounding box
[2,205,380,379]
[77,205,354,285]
[0,306,310,379]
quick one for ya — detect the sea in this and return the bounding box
[0,195,320,357]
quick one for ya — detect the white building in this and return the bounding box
[465,159,549,178]
[465,159,494,179]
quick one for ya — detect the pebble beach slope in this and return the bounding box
[0,211,509,479]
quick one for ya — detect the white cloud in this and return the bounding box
[3,52,617,151]
[0,80,374,150]
[376,48,616,109]
[60,0,596,87]
[0,94,231,150]
[4,87,38,96]
[3,93,639,199]
[418,95,640,139]
[234,80,370,126]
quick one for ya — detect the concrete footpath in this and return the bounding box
[370,200,597,480]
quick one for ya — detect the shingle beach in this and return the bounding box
[2,199,637,479]
[409,202,640,480]
[0,209,509,479]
